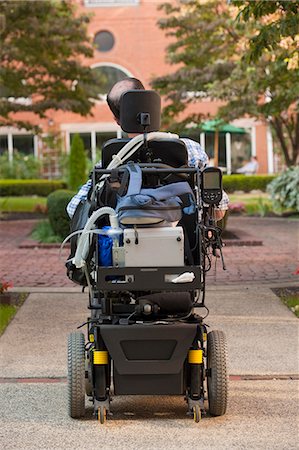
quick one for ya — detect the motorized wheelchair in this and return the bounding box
[66,90,228,424]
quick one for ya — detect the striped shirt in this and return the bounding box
[66,138,229,218]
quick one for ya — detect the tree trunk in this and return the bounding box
[271,117,292,167]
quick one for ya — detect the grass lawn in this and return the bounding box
[0,304,17,335]
[0,196,47,212]
[229,192,270,203]
[281,294,299,318]
[229,193,273,216]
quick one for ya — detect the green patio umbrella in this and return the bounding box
[200,119,246,134]
[199,120,246,166]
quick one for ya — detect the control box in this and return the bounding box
[122,227,184,267]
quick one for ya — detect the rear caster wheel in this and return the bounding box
[67,332,85,418]
[97,406,107,424]
[207,330,228,416]
[193,405,201,423]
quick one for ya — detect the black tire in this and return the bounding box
[67,332,85,418]
[207,330,228,416]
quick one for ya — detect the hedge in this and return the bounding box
[47,190,75,238]
[222,175,276,193]
[0,179,67,196]
[0,174,276,197]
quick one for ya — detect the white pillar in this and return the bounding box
[66,132,71,154]
[266,126,274,174]
[7,132,13,163]
[34,135,39,158]
[200,132,205,150]
[251,126,256,157]
[225,132,232,175]
[91,130,97,162]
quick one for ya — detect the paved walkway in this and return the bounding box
[0,287,298,449]
[0,215,298,449]
[0,216,298,287]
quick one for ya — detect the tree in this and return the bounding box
[152,0,299,166]
[0,0,103,131]
[233,0,299,62]
[68,134,87,191]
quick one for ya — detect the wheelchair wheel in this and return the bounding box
[193,405,201,423]
[67,332,85,418]
[97,405,107,424]
[207,330,228,416]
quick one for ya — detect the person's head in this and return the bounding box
[107,77,145,123]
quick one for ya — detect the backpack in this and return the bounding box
[116,162,195,226]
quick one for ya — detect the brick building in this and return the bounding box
[0,0,275,176]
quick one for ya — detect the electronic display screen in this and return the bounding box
[203,171,221,189]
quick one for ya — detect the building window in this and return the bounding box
[96,132,117,152]
[94,31,115,52]
[69,131,118,161]
[92,65,129,95]
[0,135,8,155]
[13,135,34,155]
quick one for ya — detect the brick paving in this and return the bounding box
[0,216,298,287]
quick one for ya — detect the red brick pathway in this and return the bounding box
[0,217,298,287]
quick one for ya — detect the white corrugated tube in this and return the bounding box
[73,207,119,269]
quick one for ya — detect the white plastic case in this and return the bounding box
[123,227,184,267]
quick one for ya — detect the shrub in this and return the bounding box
[223,175,276,193]
[0,179,67,196]
[0,151,42,179]
[47,190,75,238]
[31,220,62,243]
[267,166,299,213]
[68,134,87,190]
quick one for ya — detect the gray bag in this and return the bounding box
[116,163,195,226]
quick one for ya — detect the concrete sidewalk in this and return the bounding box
[0,285,298,378]
[0,285,298,450]
[0,380,298,450]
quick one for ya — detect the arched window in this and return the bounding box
[92,64,131,95]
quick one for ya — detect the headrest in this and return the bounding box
[120,90,161,133]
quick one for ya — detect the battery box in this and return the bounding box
[122,227,184,267]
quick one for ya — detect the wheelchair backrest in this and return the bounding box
[101,138,188,169]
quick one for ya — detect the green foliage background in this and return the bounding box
[267,166,299,213]
[68,134,87,191]
[47,189,75,238]
[152,0,299,166]
[0,0,104,131]
[0,179,66,196]
[0,151,41,179]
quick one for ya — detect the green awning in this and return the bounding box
[199,120,246,134]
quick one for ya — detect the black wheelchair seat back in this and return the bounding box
[102,137,188,169]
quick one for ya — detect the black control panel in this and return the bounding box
[201,167,223,205]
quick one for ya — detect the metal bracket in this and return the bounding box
[186,396,205,415]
